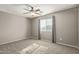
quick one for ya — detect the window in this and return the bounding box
[40,17,52,32]
[46,18,52,32]
[40,19,46,31]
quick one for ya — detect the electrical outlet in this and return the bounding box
[60,38,62,40]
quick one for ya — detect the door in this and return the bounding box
[39,17,53,43]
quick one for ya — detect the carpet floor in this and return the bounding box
[0,39,79,54]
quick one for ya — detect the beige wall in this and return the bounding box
[78,7,79,47]
[0,11,32,45]
[54,8,78,46]
[31,18,39,39]
[32,7,78,47]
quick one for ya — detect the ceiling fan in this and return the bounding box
[24,4,42,15]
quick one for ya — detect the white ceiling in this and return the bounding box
[0,4,78,18]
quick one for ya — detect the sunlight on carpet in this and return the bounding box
[20,43,48,54]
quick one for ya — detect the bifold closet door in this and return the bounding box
[40,17,53,43]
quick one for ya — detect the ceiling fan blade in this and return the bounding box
[24,12,30,14]
[24,8,30,11]
[25,4,34,11]
[35,9,42,13]
[35,9,40,11]
[35,13,41,15]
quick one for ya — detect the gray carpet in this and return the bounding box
[0,39,79,54]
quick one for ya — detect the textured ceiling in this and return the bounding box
[0,4,78,18]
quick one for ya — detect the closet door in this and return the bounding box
[40,17,53,43]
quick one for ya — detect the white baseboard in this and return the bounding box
[31,36,38,40]
[0,36,32,46]
[56,42,79,50]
